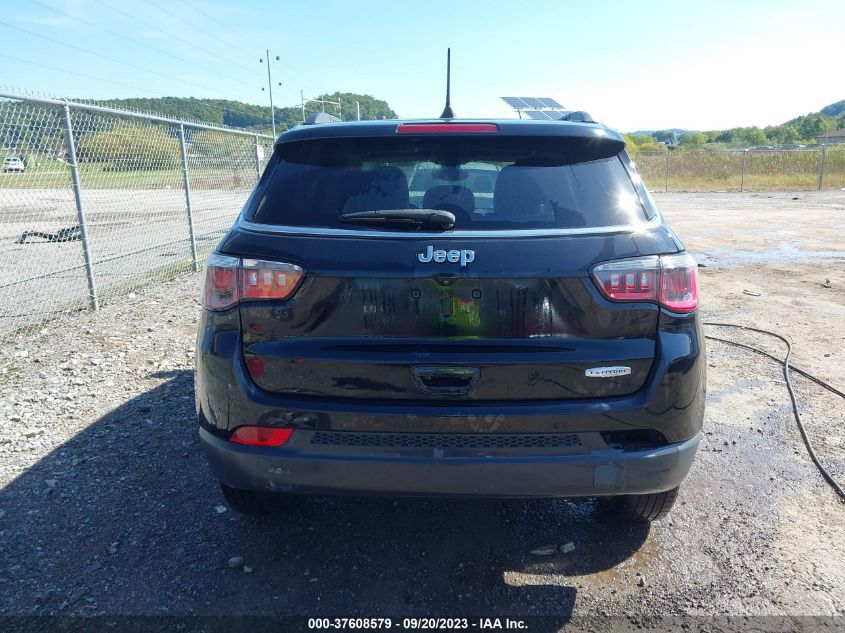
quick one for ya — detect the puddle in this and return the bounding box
[695,242,845,268]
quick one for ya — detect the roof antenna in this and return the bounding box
[439,48,455,119]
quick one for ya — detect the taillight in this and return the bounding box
[202,254,304,311]
[591,256,659,302]
[240,259,303,301]
[658,253,698,312]
[229,426,294,447]
[203,253,240,310]
[591,253,699,313]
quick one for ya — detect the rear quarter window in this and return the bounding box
[247,135,649,231]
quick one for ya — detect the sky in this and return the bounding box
[1,0,843,132]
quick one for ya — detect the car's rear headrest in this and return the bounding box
[342,166,409,212]
[493,166,549,220]
[423,185,475,222]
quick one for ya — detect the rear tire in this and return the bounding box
[599,486,680,522]
[220,483,290,515]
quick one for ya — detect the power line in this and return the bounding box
[0,19,254,104]
[141,0,251,56]
[179,0,253,45]
[0,54,269,127]
[176,0,332,96]
[18,0,328,124]
[0,54,165,97]
[90,0,257,76]
[25,0,257,91]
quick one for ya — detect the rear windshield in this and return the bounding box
[247,136,647,230]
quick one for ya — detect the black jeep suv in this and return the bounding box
[195,118,705,521]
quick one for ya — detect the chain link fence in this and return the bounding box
[633,146,845,193]
[0,91,274,341]
[2,90,845,340]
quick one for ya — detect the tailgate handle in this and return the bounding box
[413,366,479,395]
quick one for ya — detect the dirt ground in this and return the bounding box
[0,191,843,630]
[0,187,244,338]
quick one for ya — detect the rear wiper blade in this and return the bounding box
[338,209,455,231]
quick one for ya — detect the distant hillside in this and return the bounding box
[625,99,845,151]
[819,100,845,117]
[630,128,692,137]
[95,92,397,134]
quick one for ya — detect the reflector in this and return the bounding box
[229,427,294,447]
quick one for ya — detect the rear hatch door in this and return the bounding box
[225,128,676,402]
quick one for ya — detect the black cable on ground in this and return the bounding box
[703,322,845,504]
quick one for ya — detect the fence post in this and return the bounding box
[818,145,827,191]
[740,150,747,192]
[664,148,669,193]
[253,133,261,178]
[178,122,199,272]
[61,102,98,311]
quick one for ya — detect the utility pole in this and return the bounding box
[355,100,361,121]
[301,94,341,121]
[260,49,281,138]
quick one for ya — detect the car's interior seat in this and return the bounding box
[493,166,549,222]
[342,166,410,212]
[494,166,585,227]
[422,185,475,225]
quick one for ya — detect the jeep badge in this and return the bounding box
[417,245,475,267]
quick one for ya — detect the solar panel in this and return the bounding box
[500,97,530,109]
[524,110,553,120]
[539,97,564,109]
[519,97,545,108]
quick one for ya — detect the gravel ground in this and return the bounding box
[0,192,843,630]
[0,187,249,338]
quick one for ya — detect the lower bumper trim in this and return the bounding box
[200,429,701,499]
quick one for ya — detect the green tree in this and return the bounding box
[651,130,676,145]
[97,92,399,134]
[763,124,800,144]
[736,127,766,146]
[635,141,667,152]
[679,132,706,146]
[81,124,181,171]
[628,134,653,146]
[715,130,735,144]
[797,114,827,141]
[623,133,646,154]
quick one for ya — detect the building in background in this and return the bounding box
[817,129,845,145]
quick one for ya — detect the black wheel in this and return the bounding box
[599,486,680,522]
[220,483,290,515]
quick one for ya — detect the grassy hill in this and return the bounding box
[819,100,845,118]
[625,100,845,151]
[95,92,397,134]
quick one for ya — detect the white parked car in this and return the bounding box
[3,157,25,173]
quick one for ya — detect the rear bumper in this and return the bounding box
[200,427,701,498]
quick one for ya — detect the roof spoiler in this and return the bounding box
[558,111,595,123]
[304,112,341,125]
